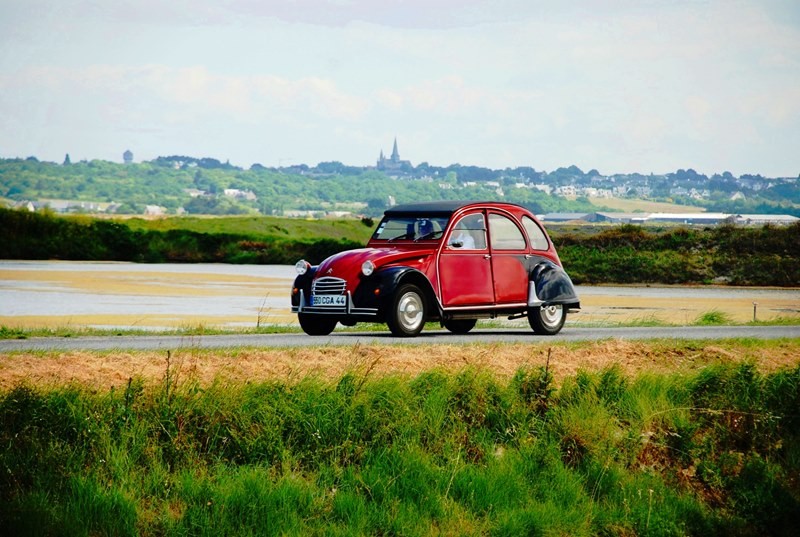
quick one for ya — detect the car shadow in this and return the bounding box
[331,329,548,339]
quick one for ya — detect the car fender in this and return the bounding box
[358,266,440,318]
[528,261,581,310]
[291,266,318,309]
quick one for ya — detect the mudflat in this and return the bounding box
[1,262,798,329]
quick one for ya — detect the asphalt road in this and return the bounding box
[1,325,798,352]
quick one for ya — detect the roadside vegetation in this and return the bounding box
[1,310,798,340]
[0,209,800,286]
[3,208,799,285]
[556,222,800,286]
[1,208,368,264]
[1,348,798,536]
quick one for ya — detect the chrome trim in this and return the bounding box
[293,307,379,315]
[528,281,544,306]
[291,289,379,316]
[442,302,527,312]
[312,276,347,295]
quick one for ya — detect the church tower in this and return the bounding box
[377,137,411,172]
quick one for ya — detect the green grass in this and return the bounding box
[695,310,734,325]
[120,214,375,243]
[3,313,798,340]
[1,362,799,535]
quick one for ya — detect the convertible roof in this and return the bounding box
[384,201,530,217]
[383,201,478,216]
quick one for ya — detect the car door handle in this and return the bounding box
[484,254,491,260]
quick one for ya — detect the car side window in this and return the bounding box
[447,213,486,250]
[488,214,526,250]
[522,216,549,250]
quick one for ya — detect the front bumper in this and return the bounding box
[291,289,380,317]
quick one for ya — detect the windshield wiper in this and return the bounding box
[414,230,443,242]
[387,232,414,242]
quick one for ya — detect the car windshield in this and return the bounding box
[372,216,450,242]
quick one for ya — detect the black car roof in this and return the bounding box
[384,201,529,217]
[384,201,478,217]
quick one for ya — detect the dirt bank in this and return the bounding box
[2,339,798,390]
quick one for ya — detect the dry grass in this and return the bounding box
[2,339,798,390]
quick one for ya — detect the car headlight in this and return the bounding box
[361,260,375,276]
[295,259,310,275]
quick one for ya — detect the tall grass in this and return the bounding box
[1,361,798,535]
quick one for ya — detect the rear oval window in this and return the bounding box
[522,216,549,250]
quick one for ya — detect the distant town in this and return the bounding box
[2,139,798,224]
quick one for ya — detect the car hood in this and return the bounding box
[316,247,435,279]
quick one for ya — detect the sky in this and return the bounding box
[1,0,798,177]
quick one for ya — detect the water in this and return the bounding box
[1,261,798,329]
[0,261,297,327]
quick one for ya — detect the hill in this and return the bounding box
[2,156,797,217]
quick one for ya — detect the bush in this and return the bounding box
[2,364,799,534]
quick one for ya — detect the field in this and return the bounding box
[120,214,375,243]
[2,339,798,390]
[588,197,705,213]
[2,212,800,534]
[2,339,800,535]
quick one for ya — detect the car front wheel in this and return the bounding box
[528,304,566,335]
[387,284,426,337]
[298,313,337,336]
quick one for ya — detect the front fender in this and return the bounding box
[290,266,318,308]
[529,261,580,310]
[354,266,439,317]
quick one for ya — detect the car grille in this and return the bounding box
[312,277,346,295]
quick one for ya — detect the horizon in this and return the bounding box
[3,150,796,180]
[1,1,798,177]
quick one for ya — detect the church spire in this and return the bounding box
[391,137,400,162]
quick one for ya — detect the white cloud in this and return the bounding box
[0,0,797,174]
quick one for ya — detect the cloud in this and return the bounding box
[1,64,369,123]
[1,0,798,174]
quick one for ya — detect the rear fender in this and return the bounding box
[528,261,581,310]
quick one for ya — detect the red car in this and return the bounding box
[291,201,580,337]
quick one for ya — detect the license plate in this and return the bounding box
[312,294,346,306]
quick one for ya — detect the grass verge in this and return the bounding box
[3,311,798,340]
[1,354,799,535]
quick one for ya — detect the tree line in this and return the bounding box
[3,156,797,218]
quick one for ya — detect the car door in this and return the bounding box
[438,211,495,307]
[487,212,529,305]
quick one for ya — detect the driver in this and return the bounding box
[417,219,434,238]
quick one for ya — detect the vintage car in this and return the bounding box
[291,201,580,337]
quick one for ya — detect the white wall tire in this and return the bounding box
[387,284,426,337]
[528,304,566,335]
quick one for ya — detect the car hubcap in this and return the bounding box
[397,292,423,332]
[540,304,563,328]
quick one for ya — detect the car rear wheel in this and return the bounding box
[528,304,566,335]
[387,284,426,337]
[298,313,337,336]
[443,318,477,334]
